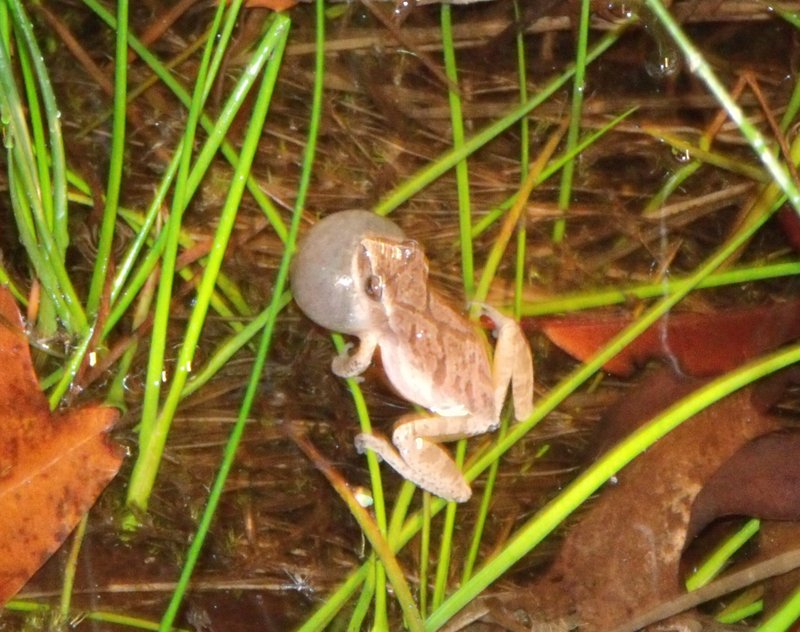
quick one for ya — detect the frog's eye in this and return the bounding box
[365,274,383,301]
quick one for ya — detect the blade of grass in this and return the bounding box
[127,10,287,516]
[513,0,530,321]
[10,0,68,257]
[429,5,473,610]
[348,561,376,632]
[135,0,230,454]
[643,0,800,213]
[58,514,87,621]
[471,121,566,310]
[0,5,87,334]
[760,584,800,631]
[420,493,432,617]
[519,260,800,316]
[441,3,473,299]
[685,518,760,591]
[373,26,626,217]
[156,13,293,630]
[80,0,288,243]
[332,331,389,628]
[552,0,590,242]
[86,0,128,314]
[427,342,800,630]
[432,440,466,610]
[463,2,533,580]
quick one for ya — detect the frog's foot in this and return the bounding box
[478,304,535,421]
[331,335,379,378]
[355,425,471,503]
[354,432,383,462]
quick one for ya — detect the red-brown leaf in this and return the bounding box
[533,299,800,376]
[0,286,122,605]
[243,0,298,10]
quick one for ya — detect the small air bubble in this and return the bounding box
[672,147,692,163]
[645,52,680,80]
[606,1,635,20]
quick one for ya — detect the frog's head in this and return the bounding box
[290,210,406,335]
[358,236,429,312]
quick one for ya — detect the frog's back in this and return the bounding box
[380,288,494,417]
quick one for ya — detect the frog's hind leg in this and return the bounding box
[481,305,534,421]
[355,415,472,502]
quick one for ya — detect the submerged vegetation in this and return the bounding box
[1,0,800,629]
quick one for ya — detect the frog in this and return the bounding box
[290,210,534,502]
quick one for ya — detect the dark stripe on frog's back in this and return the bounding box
[388,284,493,410]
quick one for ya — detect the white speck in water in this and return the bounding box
[354,487,374,507]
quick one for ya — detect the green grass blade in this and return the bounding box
[134,0,230,463]
[552,0,590,242]
[427,343,800,630]
[441,4,473,298]
[127,13,289,515]
[80,0,288,243]
[685,519,760,591]
[643,0,800,213]
[373,27,625,217]
[86,0,128,314]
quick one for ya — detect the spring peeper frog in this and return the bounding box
[290,210,534,502]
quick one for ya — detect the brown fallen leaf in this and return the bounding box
[688,429,800,542]
[533,299,800,377]
[776,207,800,250]
[497,370,783,630]
[242,0,298,10]
[0,285,122,605]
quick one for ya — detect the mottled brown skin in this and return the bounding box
[290,211,533,502]
[357,236,494,422]
[343,235,533,502]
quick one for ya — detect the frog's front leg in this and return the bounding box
[332,333,379,378]
[355,414,491,502]
[482,305,534,421]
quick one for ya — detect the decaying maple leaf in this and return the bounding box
[533,300,800,377]
[0,285,122,605]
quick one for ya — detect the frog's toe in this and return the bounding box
[354,432,384,462]
[331,346,352,374]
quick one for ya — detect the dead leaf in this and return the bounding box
[243,0,298,10]
[501,370,782,630]
[0,285,122,605]
[534,299,800,376]
[776,207,800,250]
[688,429,800,542]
